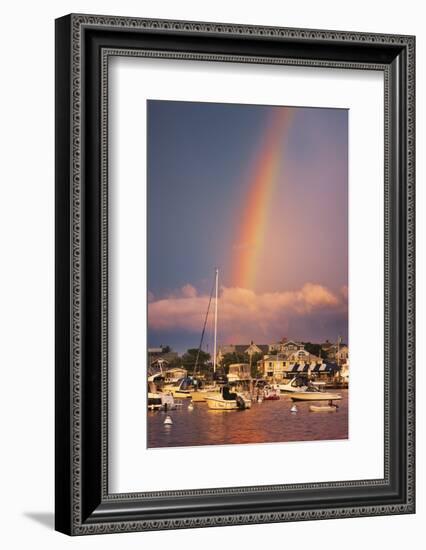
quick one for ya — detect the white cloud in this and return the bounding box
[148,283,347,341]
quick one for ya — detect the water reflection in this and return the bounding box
[147,390,348,448]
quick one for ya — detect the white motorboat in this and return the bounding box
[148,393,177,410]
[162,378,193,399]
[291,388,342,402]
[147,382,177,410]
[227,363,251,383]
[163,377,219,401]
[278,376,308,393]
[206,386,251,410]
[191,386,220,402]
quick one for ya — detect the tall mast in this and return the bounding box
[213,268,219,373]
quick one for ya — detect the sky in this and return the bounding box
[147,100,348,354]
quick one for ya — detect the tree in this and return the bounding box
[167,355,183,369]
[302,342,322,358]
[249,352,264,379]
[181,348,211,374]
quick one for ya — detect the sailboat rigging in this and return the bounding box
[193,268,218,376]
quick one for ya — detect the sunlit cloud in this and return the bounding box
[180,284,198,298]
[148,283,347,342]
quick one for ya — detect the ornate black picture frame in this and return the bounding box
[55,14,415,535]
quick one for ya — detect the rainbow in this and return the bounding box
[232,107,294,289]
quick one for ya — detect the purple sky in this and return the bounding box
[147,100,348,354]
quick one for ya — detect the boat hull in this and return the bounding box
[206,397,239,410]
[309,405,338,412]
[205,393,252,410]
[291,392,342,402]
[148,392,177,410]
[147,393,162,410]
[278,382,308,393]
[190,391,206,402]
[170,389,192,399]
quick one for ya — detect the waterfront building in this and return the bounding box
[320,340,334,354]
[259,352,324,381]
[323,343,349,364]
[217,342,269,364]
[340,360,349,385]
[268,339,304,354]
[336,345,349,364]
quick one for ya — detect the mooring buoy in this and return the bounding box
[163,415,173,425]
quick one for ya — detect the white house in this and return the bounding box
[259,351,324,381]
[268,339,305,355]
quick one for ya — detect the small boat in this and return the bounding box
[163,377,196,399]
[263,385,280,400]
[147,382,177,410]
[206,386,251,410]
[291,388,342,402]
[148,381,162,409]
[148,393,162,411]
[191,385,220,402]
[309,404,337,413]
[160,393,177,411]
[278,376,309,393]
[290,404,298,413]
[227,363,251,383]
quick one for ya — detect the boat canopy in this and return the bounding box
[280,362,341,375]
[284,362,324,373]
[178,376,200,389]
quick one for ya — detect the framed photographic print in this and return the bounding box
[55,14,415,535]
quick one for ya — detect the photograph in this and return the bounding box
[52,9,415,538]
[146,100,349,448]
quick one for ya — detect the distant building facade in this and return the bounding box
[215,338,348,382]
[259,350,324,380]
[268,339,305,354]
[322,343,348,364]
[217,342,268,364]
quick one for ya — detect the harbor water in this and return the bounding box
[147,390,348,448]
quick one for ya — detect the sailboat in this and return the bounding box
[179,267,222,403]
[204,269,252,411]
[161,274,220,402]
